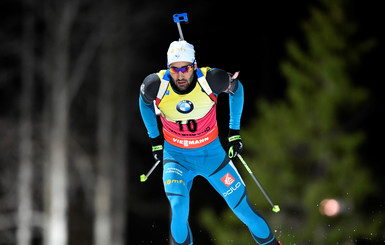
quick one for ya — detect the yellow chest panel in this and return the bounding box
[158,82,214,123]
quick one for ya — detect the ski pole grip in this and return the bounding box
[173,13,188,23]
[173,13,188,41]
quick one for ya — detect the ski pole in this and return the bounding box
[173,13,188,41]
[140,160,161,182]
[237,154,280,213]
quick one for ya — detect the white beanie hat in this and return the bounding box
[167,40,195,66]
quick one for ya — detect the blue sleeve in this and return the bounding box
[139,95,160,139]
[229,81,244,130]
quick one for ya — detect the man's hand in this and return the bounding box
[150,135,163,162]
[227,129,243,159]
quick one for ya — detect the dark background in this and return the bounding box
[0,0,383,244]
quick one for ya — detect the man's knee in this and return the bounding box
[166,194,188,218]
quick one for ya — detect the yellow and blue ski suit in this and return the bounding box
[139,67,279,245]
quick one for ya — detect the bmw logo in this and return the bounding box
[176,100,194,114]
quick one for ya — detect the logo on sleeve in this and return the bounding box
[221,173,235,187]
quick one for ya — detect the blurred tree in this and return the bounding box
[200,0,381,244]
[41,0,100,244]
[0,0,137,243]
[42,1,79,244]
[16,0,35,244]
[94,1,130,245]
[94,2,114,243]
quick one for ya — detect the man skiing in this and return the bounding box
[139,40,282,245]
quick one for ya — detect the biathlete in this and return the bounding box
[139,40,282,245]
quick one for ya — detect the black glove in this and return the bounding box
[227,129,243,159]
[150,135,163,162]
